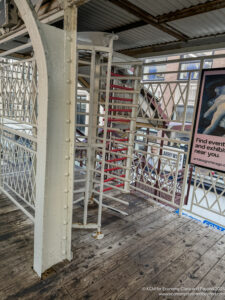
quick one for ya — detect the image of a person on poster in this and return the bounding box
[197,75,225,136]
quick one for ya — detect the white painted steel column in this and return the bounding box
[63,0,77,264]
[14,0,76,276]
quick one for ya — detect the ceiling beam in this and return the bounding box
[158,0,225,23]
[107,20,146,33]
[107,0,225,34]
[108,0,188,41]
[120,32,225,58]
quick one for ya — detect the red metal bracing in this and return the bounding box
[106,157,127,163]
[107,118,130,123]
[104,167,122,172]
[110,84,134,91]
[114,138,129,142]
[104,174,125,183]
[110,72,125,77]
[108,108,132,112]
[103,183,124,192]
[100,66,136,197]
[109,96,133,102]
[111,148,128,152]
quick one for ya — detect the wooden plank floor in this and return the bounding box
[0,192,225,300]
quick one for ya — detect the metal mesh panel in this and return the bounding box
[0,59,37,127]
[0,58,37,220]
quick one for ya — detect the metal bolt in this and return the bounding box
[64,205,68,209]
[64,173,69,176]
[65,138,70,142]
[67,79,71,84]
[65,156,70,160]
[64,189,69,193]
[66,120,71,124]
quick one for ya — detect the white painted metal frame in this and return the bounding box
[4,0,76,276]
[73,38,116,237]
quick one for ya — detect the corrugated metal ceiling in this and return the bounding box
[128,0,213,16]
[114,25,177,51]
[168,8,225,38]
[78,0,139,32]
[78,0,225,52]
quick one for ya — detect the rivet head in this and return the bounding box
[66,120,71,124]
[65,156,70,160]
[66,79,71,84]
[64,205,68,209]
[66,59,72,63]
[65,138,70,142]
[64,173,69,177]
[64,189,69,193]
[66,101,71,105]
[62,250,66,255]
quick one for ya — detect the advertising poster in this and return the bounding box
[190,68,225,172]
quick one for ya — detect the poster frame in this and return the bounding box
[189,67,225,174]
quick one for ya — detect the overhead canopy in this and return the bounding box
[1,0,225,59]
[77,0,225,57]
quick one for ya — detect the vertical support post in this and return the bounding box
[83,52,100,224]
[171,152,180,205]
[185,165,193,205]
[179,59,204,217]
[97,39,114,236]
[154,128,165,200]
[63,0,77,261]
[124,65,141,192]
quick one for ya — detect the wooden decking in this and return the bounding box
[0,192,225,300]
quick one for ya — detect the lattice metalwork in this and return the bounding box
[191,168,225,215]
[1,130,36,205]
[131,58,196,210]
[131,54,225,228]
[184,167,225,227]
[0,58,38,127]
[139,81,188,124]
[131,129,185,208]
[0,58,37,221]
